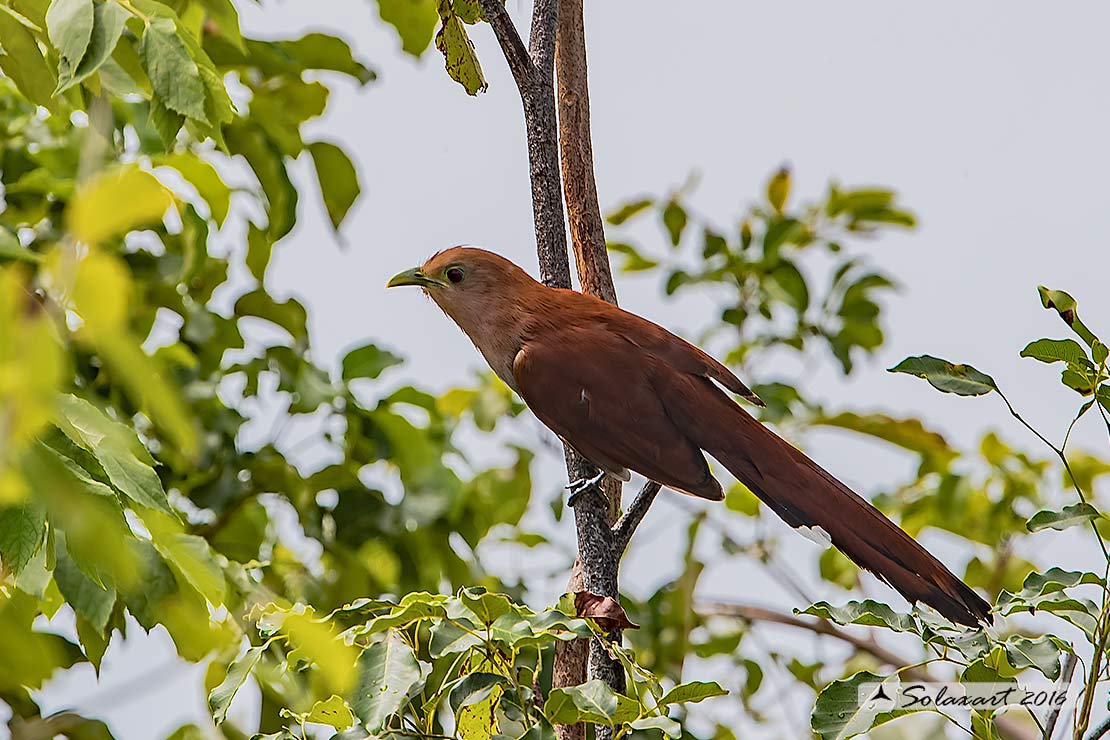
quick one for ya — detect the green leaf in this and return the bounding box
[435,10,485,95]
[150,96,185,148]
[606,242,658,272]
[1027,503,1102,532]
[1062,367,1097,395]
[352,631,429,732]
[308,141,360,231]
[342,343,402,381]
[75,611,111,672]
[724,481,759,516]
[767,166,790,212]
[887,355,997,397]
[459,588,513,625]
[544,680,639,725]
[156,153,231,226]
[0,10,61,113]
[46,0,93,68]
[67,166,173,244]
[272,33,373,83]
[799,600,919,633]
[819,548,858,589]
[811,671,914,740]
[449,672,510,712]
[429,618,483,657]
[196,0,244,53]
[454,0,483,24]
[606,198,653,225]
[55,394,173,514]
[0,227,40,263]
[245,223,272,281]
[54,0,129,94]
[1038,286,1099,348]
[813,412,957,470]
[628,717,681,738]
[702,228,728,258]
[1018,567,1104,596]
[377,0,437,56]
[209,645,264,724]
[234,290,308,343]
[1003,635,1067,680]
[769,260,809,311]
[661,200,687,246]
[55,541,116,633]
[657,681,728,706]
[763,217,805,254]
[225,123,297,241]
[0,499,46,576]
[1020,338,1089,366]
[0,3,43,31]
[144,512,226,605]
[139,17,206,121]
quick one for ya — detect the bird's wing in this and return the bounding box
[512,326,723,500]
[596,305,764,406]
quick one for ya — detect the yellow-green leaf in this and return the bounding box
[67,167,173,245]
[377,0,437,56]
[435,11,485,95]
[305,695,356,730]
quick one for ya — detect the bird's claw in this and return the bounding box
[566,470,607,507]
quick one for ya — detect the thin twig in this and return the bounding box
[476,0,533,90]
[612,481,662,553]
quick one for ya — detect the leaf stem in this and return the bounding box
[996,390,1110,561]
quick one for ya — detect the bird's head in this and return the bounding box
[387,246,539,338]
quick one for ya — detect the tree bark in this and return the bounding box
[556,0,617,306]
[476,3,640,740]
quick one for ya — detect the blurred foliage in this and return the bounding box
[602,173,1110,739]
[0,0,536,737]
[2,3,1110,740]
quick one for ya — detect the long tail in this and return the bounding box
[661,374,992,627]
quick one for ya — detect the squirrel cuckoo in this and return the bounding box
[387,247,991,627]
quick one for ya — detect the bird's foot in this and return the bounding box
[566,470,607,508]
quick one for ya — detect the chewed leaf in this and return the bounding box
[435,10,485,95]
[1039,286,1099,348]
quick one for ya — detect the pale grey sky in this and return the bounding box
[22,2,1110,739]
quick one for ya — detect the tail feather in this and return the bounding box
[661,374,992,627]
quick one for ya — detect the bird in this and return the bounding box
[387,246,992,627]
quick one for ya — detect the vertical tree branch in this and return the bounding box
[478,0,570,289]
[556,0,618,306]
[477,4,656,740]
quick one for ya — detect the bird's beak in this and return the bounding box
[386,267,445,289]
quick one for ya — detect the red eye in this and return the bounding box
[446,266,465,284]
